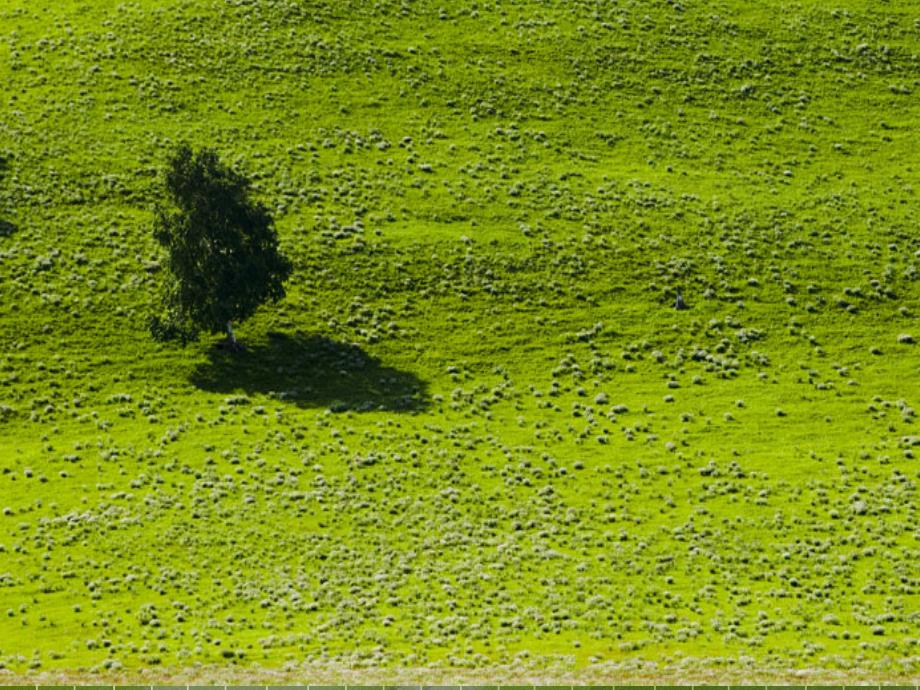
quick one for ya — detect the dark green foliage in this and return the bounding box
[149,145,292,344]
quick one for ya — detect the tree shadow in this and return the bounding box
[190,331,429,412]
[0,220,17,238]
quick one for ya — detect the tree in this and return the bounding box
[149,144,292,349]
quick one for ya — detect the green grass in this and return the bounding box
[0,0,918,681]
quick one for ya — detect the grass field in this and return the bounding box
[0,0,918,683]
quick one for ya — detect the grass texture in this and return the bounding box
[0,0,918,682]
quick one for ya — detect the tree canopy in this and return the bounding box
[149,145,292,346]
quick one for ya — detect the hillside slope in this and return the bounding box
[0,0,918,681]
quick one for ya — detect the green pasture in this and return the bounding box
[0,0,917,681]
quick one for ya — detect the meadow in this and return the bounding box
[0,0,918,683]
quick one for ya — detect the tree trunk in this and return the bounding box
[226,320,242,351]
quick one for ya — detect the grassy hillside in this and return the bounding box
[0,0,918,681]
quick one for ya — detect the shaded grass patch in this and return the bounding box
[190,331,429,412]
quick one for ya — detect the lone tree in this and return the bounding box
[149,145,292,349]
